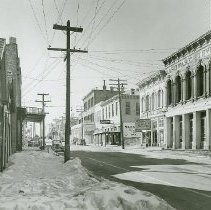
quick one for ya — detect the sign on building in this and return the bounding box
[135,119,151,131]
[100,120,111,124]
[123,122,141,138]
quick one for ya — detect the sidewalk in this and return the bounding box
[0,148,175,210]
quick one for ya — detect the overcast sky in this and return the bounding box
[0,0,210,126]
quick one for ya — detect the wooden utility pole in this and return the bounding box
[109,79,127,149]
[35,93,51,149]
[48,20,87,162]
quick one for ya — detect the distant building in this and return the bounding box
[94,91,140,146]
[81,81,119,144]
[138,70,166,147]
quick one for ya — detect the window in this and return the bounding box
[112,104,114,117]
[145,95,149,111]
[116,101,118,115]
[141,97,144,112]
[175,75,182,103]
[91,97,94,107]
[186,71,192,100]
[151,93,155,110]
[136,102,140,116]
[125,101,131,115]
[158,90,162,108]
[84,102,87,111]
[88,99,91,109]
[102,108,104,120]
[109,105,111,118]
[196,65,204,97]
[167,80,172,106]
[106,107,108,119]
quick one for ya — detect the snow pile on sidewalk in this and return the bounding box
[0,149,175,210]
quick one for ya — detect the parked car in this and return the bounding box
[51,140,64,152]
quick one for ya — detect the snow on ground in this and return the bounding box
[0,148,175,210]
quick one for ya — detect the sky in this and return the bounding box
[0,0,211,127]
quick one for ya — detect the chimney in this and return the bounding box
[9,37,16,44]
[103,80,106,90]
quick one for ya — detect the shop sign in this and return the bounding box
[124,122,141,138]
[100,120,111,124]
[135,119,151,131]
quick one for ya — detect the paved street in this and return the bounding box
[71,151,211,210]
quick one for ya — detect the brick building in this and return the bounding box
[0,37,23,171]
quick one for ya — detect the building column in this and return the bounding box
[191,74,195,100]
[150,120,153,146]
[193,73,197,99]
[206,64,210,97]
[203,67,207,97]
[181,78,183,103]
[205,109,211,150]
[172,82,176,106]
[164,117,172,148]
[182,114,190,149]
[183,77,186,102]
[173,116,180,149]
[192,111,201,149]
[165,85,168,107]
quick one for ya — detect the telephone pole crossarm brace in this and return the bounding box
[48,20,88,163]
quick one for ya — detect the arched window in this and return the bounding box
[196,65,204,97]
[146,95,149,111]
[158,90,161,108]
[141,97,144,112]
[175,75,182,103]
[151,93,154,110]
[167,80,172,106]
[186,71,192,100]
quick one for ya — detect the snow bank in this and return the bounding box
[0,149,175,210]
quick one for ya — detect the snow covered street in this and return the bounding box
[0,148,174,210]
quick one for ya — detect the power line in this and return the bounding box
[41,0,50,44]
[87,0,126,47]
[87,0,100,46]
[50,0,67,45]
[28,0,48,44]
[23,59,62,97]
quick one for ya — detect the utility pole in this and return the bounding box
[76,106,84,141]
[109,79,127,149]
[35,93,51,150]
[48,20,88,162]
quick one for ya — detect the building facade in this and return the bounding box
[0,37,23,171]
[138,70,166,147]
[79,81,119,144]
[94,92,140,146]
[163,31,211,150]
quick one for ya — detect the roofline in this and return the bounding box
[163,30,211,65]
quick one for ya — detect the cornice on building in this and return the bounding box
[137,70,166,88]
[101,94,139,107]
[163,30,211,66]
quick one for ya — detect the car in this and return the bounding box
[51,140,65,152]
